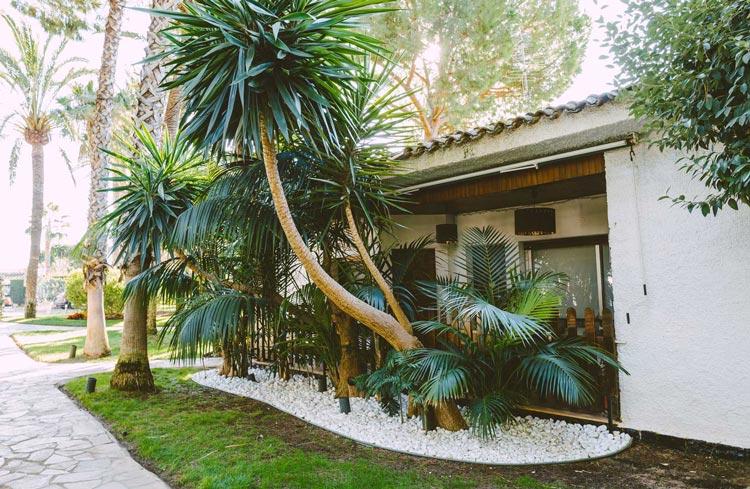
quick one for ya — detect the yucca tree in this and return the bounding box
[0,15,88,318]
[154,0,428,353]
[395,227,627,438]
[96,127,206,391]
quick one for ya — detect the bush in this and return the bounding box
[64,272,125,318]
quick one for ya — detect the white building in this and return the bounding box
[387,93,750,451]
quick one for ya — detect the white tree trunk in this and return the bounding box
[83,0,124,357]
[24,143,44,318]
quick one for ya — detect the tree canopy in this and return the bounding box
[367,0,589,139]
[605,0,750,215]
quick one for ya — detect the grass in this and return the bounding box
[13,328,171,363]
[8,314,122,327]
[64,369,566,489]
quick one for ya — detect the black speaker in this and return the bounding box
[436,223,458,243]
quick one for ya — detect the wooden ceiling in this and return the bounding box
[398,153,606,215]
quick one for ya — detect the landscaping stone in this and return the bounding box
[195,368,632,465]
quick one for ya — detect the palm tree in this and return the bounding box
[394,227,626,437]
[97,127,206,391]
[83,0,127,357]
[0,15,88,318]
[157,0,423,348]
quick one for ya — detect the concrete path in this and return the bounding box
[0,321,214,489]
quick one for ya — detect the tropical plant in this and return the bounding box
[367,0,589,138]
[153,0,430,355]
[359,227,626,439]
[11,0,100,39]
[0,15,89,318]
[604,0,750,214]
[94,127,207,391]
[65,271,125,318]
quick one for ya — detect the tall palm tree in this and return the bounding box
[157,0,422,349]
[83,0,127,357]
[0,15,88,318]
[107,0,177,388]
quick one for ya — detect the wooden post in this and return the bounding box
[584,307,596,344]
[566,307,577,338]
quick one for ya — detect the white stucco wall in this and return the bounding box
[604,145,750,449]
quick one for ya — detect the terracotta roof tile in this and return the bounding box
[396,91,619,160]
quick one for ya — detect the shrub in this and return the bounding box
[64,272,125,318]
[357,227,627,439]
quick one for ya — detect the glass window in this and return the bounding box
[527,240,613,318]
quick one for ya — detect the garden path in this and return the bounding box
[0,321,211,489]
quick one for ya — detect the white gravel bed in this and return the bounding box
[193,368,631,465]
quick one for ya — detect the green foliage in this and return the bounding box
[38,277,65,302]
[154,0,393,155]
[357,227,626,439]
[367,0,589,136]
[95,127,208,267]
[64,271,125,317]
[64,369,565,488]
[0,15,89,179]
[11,0,100,39]
[604,0,750,214]
[354,350,414,417]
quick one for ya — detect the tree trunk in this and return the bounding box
[259,117,465,430]
[163,86,182,139]
[83,258,111,357]
[24,143,44,318]
[258,116,420,352]
[344,201,412,333]
[146,300,157,335]
[84,0,124,357]
[133,0,176,142]
[110,257,155,392]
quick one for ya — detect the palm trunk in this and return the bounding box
[84,0,124,357]
[259,117,466,430]
[24,143,44,318]
[344,202,412,333]
[110,256,155,392]
[146,300,158,335]
[259,117,419,351]
[163,86,182,139]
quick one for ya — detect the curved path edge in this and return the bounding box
[191,371,633,467]
[0,321,218,489]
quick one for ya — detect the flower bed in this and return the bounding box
[193,369,631,465]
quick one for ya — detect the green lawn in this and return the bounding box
[13,328,170,363]
[64,369,565,489]
[8,314,122,327]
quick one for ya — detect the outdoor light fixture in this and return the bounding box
[514,207,556,236]
[435,223,458,243]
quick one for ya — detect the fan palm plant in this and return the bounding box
[362,227,627,439]
[0,15,89,318]
[95,126,207,391]
[152,0,426,354]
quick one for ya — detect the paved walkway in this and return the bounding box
[0,321,211,489]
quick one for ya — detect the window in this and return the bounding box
[524,236,612,317]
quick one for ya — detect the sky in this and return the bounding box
[0,0,624,273]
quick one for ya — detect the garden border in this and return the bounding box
[191,371,633,467]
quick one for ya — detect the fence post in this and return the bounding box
[584,307,596,344]
[566,307,577,338]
